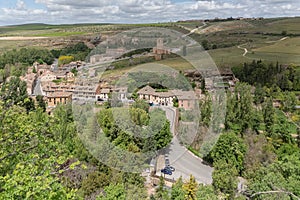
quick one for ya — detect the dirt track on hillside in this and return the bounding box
[0,36,48,41]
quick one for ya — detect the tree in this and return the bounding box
[247,153,300,200]
[196,184,218,200]
[199,94,212,127]
[234,83,254,133]
[58,55,75,66]
[155,176,169,200]
[254,84,265,104]
[282,91,296,113]
[0,104,79,199]
[173,97,179,108]
[225,83,255,133]
[132,99,150,112]
[36,95,46,112]
[81,172,110,196]
[154,121,172,150]
[0,77,35,112]
[201,40,210,50]
[125,184,148,200]
[0,48,54,69]
[171,176,185,200]
[97,184,126,200]
[244,133,276,173]
[297,128,300,148]
[212,159,238,199]
[262,97,275,135]
[183,175,198,200]
[209,132,247,174]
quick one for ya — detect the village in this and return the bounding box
[20,38,238,113]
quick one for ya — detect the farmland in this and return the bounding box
[1,17,300,68]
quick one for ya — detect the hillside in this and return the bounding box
[0,17,300,67]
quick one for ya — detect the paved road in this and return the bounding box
[158,107,213,184]
[33,78,43,96]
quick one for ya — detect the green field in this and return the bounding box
[254,37,300,54]
[183,17,300,66]
[208,47,251,67]
[1,17,300,67]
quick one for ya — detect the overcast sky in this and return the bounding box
[0,0,299,25]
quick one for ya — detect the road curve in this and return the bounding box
[160,107,213,184]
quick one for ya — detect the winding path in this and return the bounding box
[237,36,289,57]
[237,45,249,57]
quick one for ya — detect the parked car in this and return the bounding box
[165,158,170,166]
[161,168,172,175]
[165,165,175,172]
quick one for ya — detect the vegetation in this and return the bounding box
[232,60,300,91]
[127,71,192,93]
[59,55,75,66]
[0,48,54,68]
[97,107,172,153]
[0,77,151,199]
[0,19,300,200]
[52,42,91,62]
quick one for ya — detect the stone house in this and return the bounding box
[47,92,72,108]
[137,85,197,110]
[40,71,57,82]
[72,84,101,102]
[97,88,111,101]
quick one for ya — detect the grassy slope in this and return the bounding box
[177,17,300,67]
[1,18,300,67]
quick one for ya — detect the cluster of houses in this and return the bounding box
[22,60,202,111]
[18,35,238,112]
[137,85,197,110]
[20,61,84,110]
[20,59,237,112]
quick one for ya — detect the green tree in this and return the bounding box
[81,172,110,196]
[201,40,210,50]
[199,94,212,127]
[254,84,265,104]
[212,159,238,199]
[0,77,29,109]
[0,104,79,199]
[262,97,275,135]
[155,176,169,200]
[234,83,254,133]
[36,95,46,112]
[247,153,300,200]
[125,184,148,200]
[209,132,247,174]
[196,184,218,200]
[97,184,126,200]
[282,91,296,113]
[171,176,185,200]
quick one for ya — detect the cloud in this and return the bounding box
[16,0,26,10]
[0,0,299,25]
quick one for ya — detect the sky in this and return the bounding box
[0,0,299,25]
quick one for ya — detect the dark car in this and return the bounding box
[161,168,172,175]
[165,158,170,166]
[165,165,175,172]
